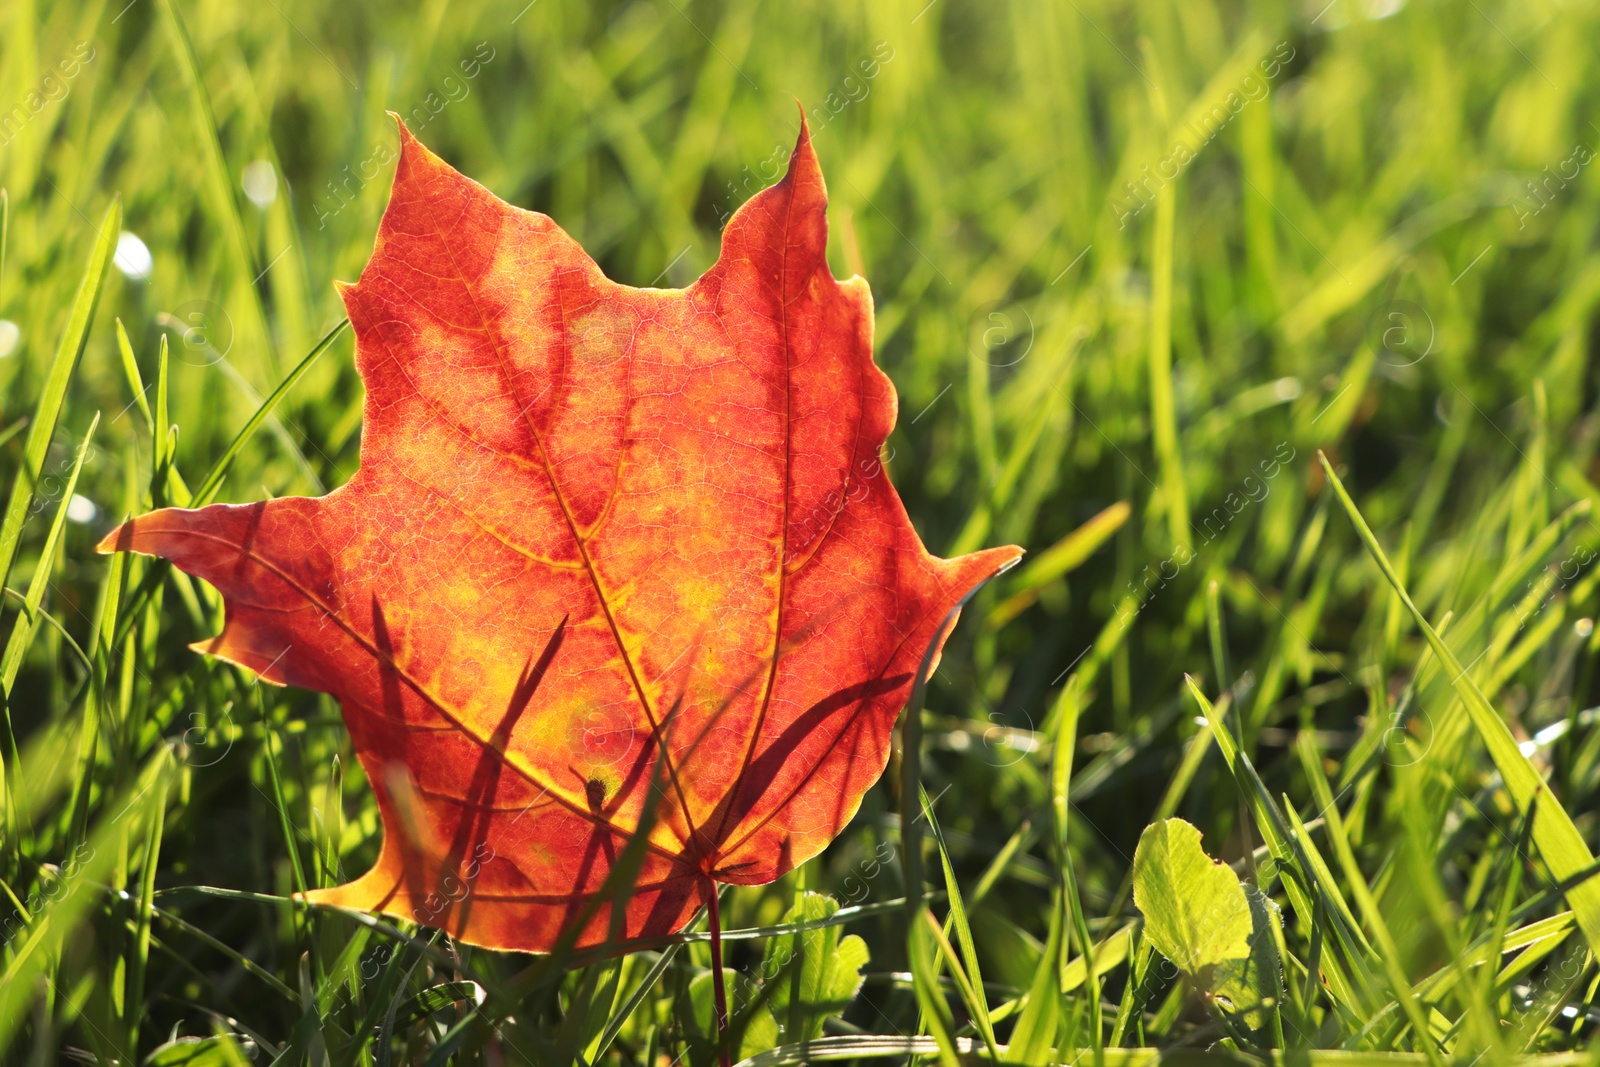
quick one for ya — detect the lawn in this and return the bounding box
[4,0,1600,1063]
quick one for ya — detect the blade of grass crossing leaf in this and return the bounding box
[541,747,672,970]
[1319,452,1600,956]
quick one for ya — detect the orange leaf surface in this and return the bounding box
[99,116,1022,952]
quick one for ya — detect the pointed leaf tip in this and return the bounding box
[783,108,821,189]
[95,523,130,555]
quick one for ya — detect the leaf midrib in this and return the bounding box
[414,193,705,854]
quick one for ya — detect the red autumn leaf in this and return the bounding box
[100,116,1021,952]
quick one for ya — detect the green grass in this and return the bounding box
[6,0,1600,1062]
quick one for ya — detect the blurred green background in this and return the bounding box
[6,0,1600,1061]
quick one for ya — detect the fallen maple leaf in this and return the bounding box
[100,115,1021,952]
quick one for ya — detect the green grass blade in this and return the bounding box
[1206,577,1231,691]
[1,412,97,699]
[155,0,277,379]
[907,909,964,1067]
[124,774,166,1051]
[113,319,152,433]
[0,752,171,1054]
[1295,761,1442,1062]
[1051,673,1082,852]
[1146,106,1187,549]
[0,420,25,453]
[920,785,998,1057]
[191,319,347,507]
[0,198,118,592]
[1187,677,1378,1019]
[1319,451,1600,956]
[1107,725,1216,921]
[588,946,683,1065]
[989,502,1129,627]
[3,413,99,857]
[1007,890,1065,1063]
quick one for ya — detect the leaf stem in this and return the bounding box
[708,881,731,1067]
